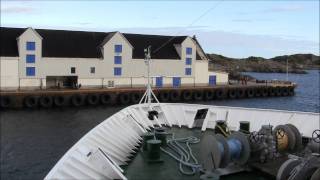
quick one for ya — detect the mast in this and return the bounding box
[139,46,160,109]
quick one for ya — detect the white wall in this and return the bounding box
[0,57,19,89]
[209,71,229,85]
[0,29,229,90]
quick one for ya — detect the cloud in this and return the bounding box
[1,6,37,14]
[106,26,318,58]
[262,5,305,13]
[232,18,272,23]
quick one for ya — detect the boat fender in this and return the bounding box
[216,89,225,99]
[159,91,170,102]
[0,96,12,108]
[87,94,100,105]
[100,93,114,105]
[182,90,192,101]
[24,96,38,108]
[282,87,289,96]
[269,87,276,96]
[247,88,255,98]
[255,88,262,97]
[118,93,130,105]
[54,96,67,106]
[288,87,295,96]
[275,87,282,96]
[169,90,180,102]
[204,90,215,100]
[236,89,245,98]
[228,89,237,99]
[39,96,53,108]
[193,90,204,101]
[71,94,85,106]
[262,87,269,97]
[130,92,142,104]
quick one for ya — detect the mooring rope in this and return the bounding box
[159,133,202,175]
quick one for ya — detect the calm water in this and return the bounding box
[1,70,319,180]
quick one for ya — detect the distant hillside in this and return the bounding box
[207,53,320,74]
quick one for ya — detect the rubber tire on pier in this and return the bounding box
[24,96,38,108]
[193,90,204,101]
[275,87,282,96]
[281,87,289,96]
[118,93,131,105]
[169,90,180,102]
[87,94,100,105]
[71,94,85,107]
[131,92,142,104]
[0,96,12,108]
[261,87,269,97]
[181,90,192,101]
[159,91,170,102]
[228,89,237,99]
[39,96,53,108]
[247,88,255,98]
[255,88,262,97]
[216,89,225,100]
[204,90,215,100]
[269,87,276,96]
[288,87,295,96]
[54,96,67,107]
[100,93,115,105]
[236,88,246,98]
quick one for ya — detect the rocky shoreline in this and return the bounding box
[208,53,319,77]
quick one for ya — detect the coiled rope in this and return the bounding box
[159,133,202,175]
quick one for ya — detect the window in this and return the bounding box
[26,67,35,76]
[186,58,192,65]
[114,44,122,53]
[26,42,35,50]
[185,68,192,75]
[114,67,122,76]
[90,67,95,74]
[71,67,76,74]
[186,47,192,55]
[26,54,35,63]
[114,56,122,64]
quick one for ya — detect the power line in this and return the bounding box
[152,0,224,54]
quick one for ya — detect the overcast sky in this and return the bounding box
[1,0,319,58]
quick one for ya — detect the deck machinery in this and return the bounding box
[141,110,320,180]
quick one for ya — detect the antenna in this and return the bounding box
[139,46,160,110]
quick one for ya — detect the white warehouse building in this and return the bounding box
[0,27,228,90]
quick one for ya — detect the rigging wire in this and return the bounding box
[152,0,224,54]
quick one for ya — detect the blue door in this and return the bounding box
[156,77,163,87]
[209,75,216,86]
[173,77,181,88]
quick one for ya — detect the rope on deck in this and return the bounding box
[159,133,202,175]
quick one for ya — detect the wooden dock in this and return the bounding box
[0,82,296,109]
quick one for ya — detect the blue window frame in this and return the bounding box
[26,67,35,76]
[114,45,122,53]
[26,42,35,50]
[172,77,181,88]
[209,75,216,86]
[186,58,192,65]
[26,54,35,63]
[114,56,122,64]
[156,77,163,88]
[185,68,192,75]
[114,67,122,76]
[186,47,192,55]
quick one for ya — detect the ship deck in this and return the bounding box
[123,127,273,180]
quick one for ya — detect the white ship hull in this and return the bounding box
[45,103,320,180]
